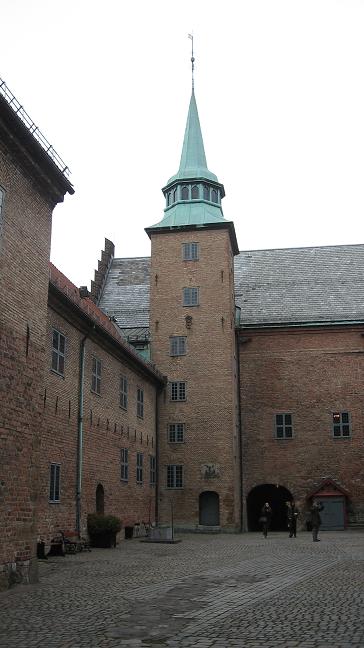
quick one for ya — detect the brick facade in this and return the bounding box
[239,326,364,530]
[150,228,241,530]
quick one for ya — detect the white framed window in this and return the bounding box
[332,411,351,438]
[121,448,129,481]
[136,452,143,484]
[275,413,293,439]
[170,336,186,356]
[167,464,183,489]
[170,381,186,401]
[49,463,60,502]
[137,388,144,418]
[91,356,101,394]
[120,375,128,409]
[183,287,199,306]
[182,242,199,261]
[168,423,185,443]
[150,455,156,486]
[51,329,66,376]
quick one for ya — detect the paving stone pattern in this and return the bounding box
[0,532,364,648]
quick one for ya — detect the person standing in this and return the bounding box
[260,502,272,538]
[286,500,299,538]
[310,501,324,542]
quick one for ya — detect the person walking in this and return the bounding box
[286,500,299,538]
[310,501,324,542]
[260,502,272,538]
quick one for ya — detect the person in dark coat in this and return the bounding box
[310,501,324,541]
[260,502,272,538]
[286,500,299,538]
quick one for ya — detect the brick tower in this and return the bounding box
[146,86,241,531]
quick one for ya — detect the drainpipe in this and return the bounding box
[154,390,159,525]
[236,330,244,533]
[76,331,90,536]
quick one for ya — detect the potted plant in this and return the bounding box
[87,513,122,548]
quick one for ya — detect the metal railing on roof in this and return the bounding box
[0,77,71,179]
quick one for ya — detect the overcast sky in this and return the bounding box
[2,0,364,288]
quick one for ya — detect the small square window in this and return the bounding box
[332,412,351,438]
[275,413,293,439]
[51,329,66,376]
[91,357,101,394]
[168,423,185,443]
[167,464,183,488]
[183,287,199,307]
[182,242,199,261]
[170,382,186,401]
[49,463,60,502]
[170,336,187,356]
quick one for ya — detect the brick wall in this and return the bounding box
[0,148,52,589]
[239,326,364,529]
[150,228,240,530]
[38,303,158,544]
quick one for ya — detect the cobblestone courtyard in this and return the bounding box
[1,531,364,648]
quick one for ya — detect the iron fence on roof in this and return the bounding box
[0,77,71,179]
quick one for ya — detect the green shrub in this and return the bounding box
[87,513,122,535]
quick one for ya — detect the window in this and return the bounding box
[203,185,210,201]
[173,188,178,202]
[167,464,183,488]
[150,455,156,486]
[182,242,199,261]
[120,375,128,409]
[170,336,187,356]
[136,452,143,484]
[137,388,144,418]
[121,448,129,481]
[275,413,293,439]
[91,357,101,394]
[211,188,218,203]
[168,423,185,443]
[49,463,60,502]
[191,185,199,199]
[51,329,65,375]
[181,186,189,200]
[183,287,199,306]
[170,381,186,401]
[333,412,351,437]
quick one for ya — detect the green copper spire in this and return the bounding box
[167,91,218,185]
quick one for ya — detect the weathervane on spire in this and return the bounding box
[188,33,195,91]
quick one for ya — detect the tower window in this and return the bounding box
[332,412,351,437]
[170,381,186,401]
[91,357,102,395]
[51,329,66,376]
[182,242,199,261]
[173,188,178,202]
[183,287,199,306]
[49,463,61,502]
[191,185,199,199]
[211,188,218,203]
[181,186,189,200]
[203,185,210,201]
[167,192,172,206]
[167,464,183,488]
[168,423,185,443]
[120,375,128,410]
[275,413,293,439]
[170,336,187,356]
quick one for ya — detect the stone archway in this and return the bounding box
[199,491,220,526]
[96,483,105,515]
[247,483,293,531]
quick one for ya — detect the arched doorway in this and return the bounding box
[199,491,220,526]
[96,483,105,515]
[247,483,293,531]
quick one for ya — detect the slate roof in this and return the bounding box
[98,244,364,330]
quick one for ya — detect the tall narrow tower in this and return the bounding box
[145,81,240,530]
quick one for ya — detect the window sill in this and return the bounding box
[91,390,101,397]
[50,369,65,379]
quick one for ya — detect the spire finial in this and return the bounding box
[188,33,195,92]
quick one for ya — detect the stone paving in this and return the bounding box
[0,531,364,647]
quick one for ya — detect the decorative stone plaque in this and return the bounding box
[201,464,220,479]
